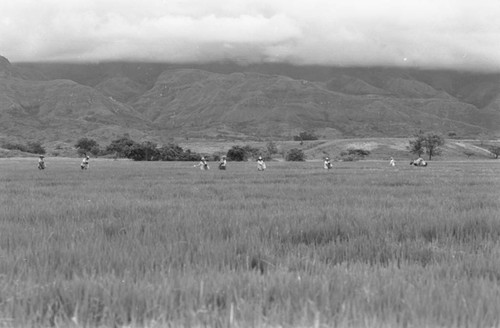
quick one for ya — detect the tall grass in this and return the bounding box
[0,158,499,327]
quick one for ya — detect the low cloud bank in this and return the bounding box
[1,0,499,71]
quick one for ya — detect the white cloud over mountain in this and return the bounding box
[1,0,499,70]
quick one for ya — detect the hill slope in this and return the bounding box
[1,56,499,145]
[131,68,498,139]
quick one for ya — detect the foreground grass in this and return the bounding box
[0,158,499,327]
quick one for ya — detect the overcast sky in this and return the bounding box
[1,0,499,71]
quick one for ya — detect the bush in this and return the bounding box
[75,138,99,153]
[226,146,247,161]
[286,148,306,161]
[2,142,27,152]
[103,138,201,161]
[266,141,278,155]
[293,131,318,141]
[105,137,136,158]
[489,145,500,159]
[2,141,45,154]
[243,145,261,159]
[157,143,200,161]
[226,145,265,161]
[339,149,370,161]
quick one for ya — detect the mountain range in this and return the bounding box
[1,55,499,146]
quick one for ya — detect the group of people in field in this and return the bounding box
[194,155,267,171]
[37,154,90,170]
[194,155,420,172]
[38,153,426,171]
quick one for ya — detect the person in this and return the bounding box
[323,157,332,169]
[218,156,227,170]
[389,157,396,167]
[410,157,427,167]
[195,157,209,170]
[257,156,266,171]
[81,155,89,170]
[38,155,46,170]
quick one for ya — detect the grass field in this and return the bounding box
[0,157,499,327]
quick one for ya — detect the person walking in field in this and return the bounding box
[257,156,266,171]
[323,157,332,169]
[81,155,90,170]
[218,156,227,170]
[38,155,46,170]
[195,157,210,170]
[389,157,396,167]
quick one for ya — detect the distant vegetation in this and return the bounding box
[286,148,306,161]
[489,145,500,159]
[409,132,445,160]
[1,141,46,154]
[74,137,100,156]
[339,148,370,161]
[74,136,202,161]
[293,131,319,142]
[74,137,277,162]
[226,145,260,161]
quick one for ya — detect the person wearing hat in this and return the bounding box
[389,157,396,167]
[257,156,266,171]
[323,157,332,169]
[218,156,227,170]
[195,156,209,170]
[38,155,46,170]
[81,154,90,170]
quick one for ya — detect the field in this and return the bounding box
[0,157,499,327]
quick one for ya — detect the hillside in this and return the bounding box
[131,68,497,139]
[1,56,500,146]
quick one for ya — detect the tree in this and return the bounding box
[226,146,247,161]
[489,145,500,159]
[422,133,445,160]
[409,135,425,157]
[286,148,305,161]
[75,138,99,154]
[409,132,445,160]
[266,141,278,155]
[106,137,136,158]
[26,141,46,155]
[140,141,159,161]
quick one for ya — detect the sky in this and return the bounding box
[1,0,499,71]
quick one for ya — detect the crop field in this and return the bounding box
[0,157,499,327]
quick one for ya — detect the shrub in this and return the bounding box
[2,142,27,152]
[226,146,247,161]
[489,145,500,159]
[105,137,136,158]
[286,148,305,161]
[266,141,278,155]
[339,149,370,161]
[293,131,318,141]
[75,138,99,153]
[3,141,45,154]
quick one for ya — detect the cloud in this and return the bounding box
[1,0,499,71]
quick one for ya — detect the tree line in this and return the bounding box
[3,132,499,161]
[46,133,500,162]
[73,137,311,162]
